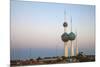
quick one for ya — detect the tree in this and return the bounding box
[61,56,67,60]
[36,57,42,62]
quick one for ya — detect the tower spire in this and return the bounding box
[64,9,66,21]
[71,15,72,32]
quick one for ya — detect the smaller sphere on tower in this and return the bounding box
[63,22,68,27]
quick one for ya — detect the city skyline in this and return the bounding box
[11,1,95,60]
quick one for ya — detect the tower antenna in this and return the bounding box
[64,9,66,21]
[71,15,72,32]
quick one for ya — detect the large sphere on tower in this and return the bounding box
[61,32,69,42]
[63,22,68,27]
[69,32,76,41]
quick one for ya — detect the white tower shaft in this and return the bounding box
[71,41,74,56]
[64,27,67,32]
[76,43,78,56]
[64,26,68,57]
[64,42,68,57]
[76,32,78,56]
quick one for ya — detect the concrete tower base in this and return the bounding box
[64,42,68,57]
[71,42,74,56]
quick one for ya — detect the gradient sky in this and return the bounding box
[10,0,95,60]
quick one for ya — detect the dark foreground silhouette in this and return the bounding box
[11,52,95,66]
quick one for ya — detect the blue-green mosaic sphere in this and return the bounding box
[69,32,76,41]
[61,32,69,42]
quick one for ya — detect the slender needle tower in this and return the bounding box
[61,10,69,57]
